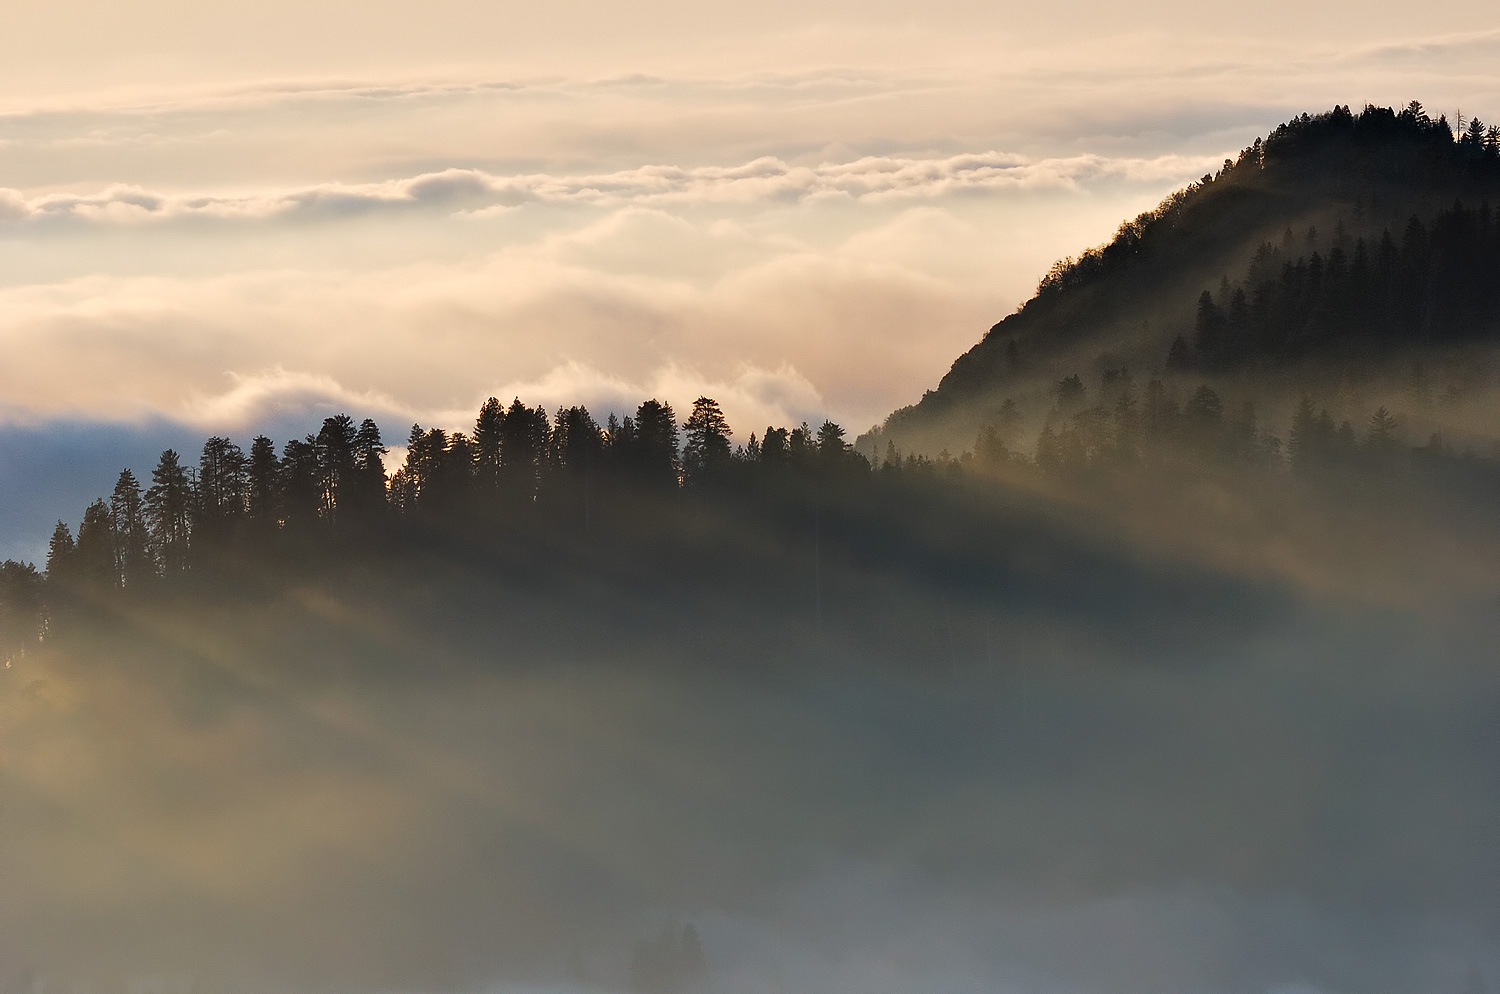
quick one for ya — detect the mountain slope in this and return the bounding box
[867,103,1500,455]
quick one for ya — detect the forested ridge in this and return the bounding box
[4,371,1498,667]
[7,102,1500,665]
[876,102,1500,454]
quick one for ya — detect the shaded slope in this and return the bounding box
[872,103,1500,454]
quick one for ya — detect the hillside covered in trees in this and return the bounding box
[870,102,1500,456]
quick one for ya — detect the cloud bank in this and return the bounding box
[0,151,1221,226]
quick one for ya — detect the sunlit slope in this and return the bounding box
[871,104,1500,455]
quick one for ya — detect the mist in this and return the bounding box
[6,435,1499,994]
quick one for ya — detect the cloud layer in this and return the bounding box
[0,150,1221,225]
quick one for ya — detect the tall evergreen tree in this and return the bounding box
[75,499,116,588]
[435,432,477,507]
[198,436,248,539]
[247,436,280,523]
[278,437,322,528]
[500,399,550,501]
[760,426,790,465]
[633,400,680,486]
[394,425,445,510]
[348,419,389,516]
[550,406,604,473]
[787,423,813,465]
[1193,289,1226,368]
[45,521,76,581]
[682,397,732,486]
[474,397,505,490]
[145,449,194,571]
[110,469,152,586]
[604,414,637,476]
[316,415,358,521]
[816,420,848,457]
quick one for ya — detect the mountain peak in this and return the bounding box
[870,103,1500,455]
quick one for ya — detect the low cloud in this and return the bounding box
[181,369,415,429]
[0,203,1016,435]
[465,359,827,437]
[0,150,1219,226]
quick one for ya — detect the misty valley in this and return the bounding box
[3,103,1500,994]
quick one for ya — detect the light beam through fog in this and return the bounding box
[2,3,1500,994]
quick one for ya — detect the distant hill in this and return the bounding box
[865,103,1500,456]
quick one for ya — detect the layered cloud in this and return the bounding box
[0,226,995,431]
[0,150,1221,226]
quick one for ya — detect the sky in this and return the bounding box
[3,1,1500,559]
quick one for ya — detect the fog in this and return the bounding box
[5,463,1498,994]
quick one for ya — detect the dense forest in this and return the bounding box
[5,364,1498,667]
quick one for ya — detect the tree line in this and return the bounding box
[4,372,1495,664]
[28,397,865,587]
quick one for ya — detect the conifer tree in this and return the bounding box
[1288,397,1320,474]
[46,521,76,581]
[247,436,280,522]
[682,397,732,485]
[1194,289,1226,368]
[550,406,604,473]
[145,449,194,571]
[111,469,152,585]
[439,431,477,506]
[500,399,551,500]
[633,400,680,486]
[1366,407,1400,451]
[474,397,505,490]
[198,436,248,540]
[761,427,789,465]
[278,437,322,528]
[316,415,358,521]
[75,499,116,588]
[816,420,847,458]
[787,423,813,465]
[343,419,389,516]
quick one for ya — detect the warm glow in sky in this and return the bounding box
[2,1,1499,557]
